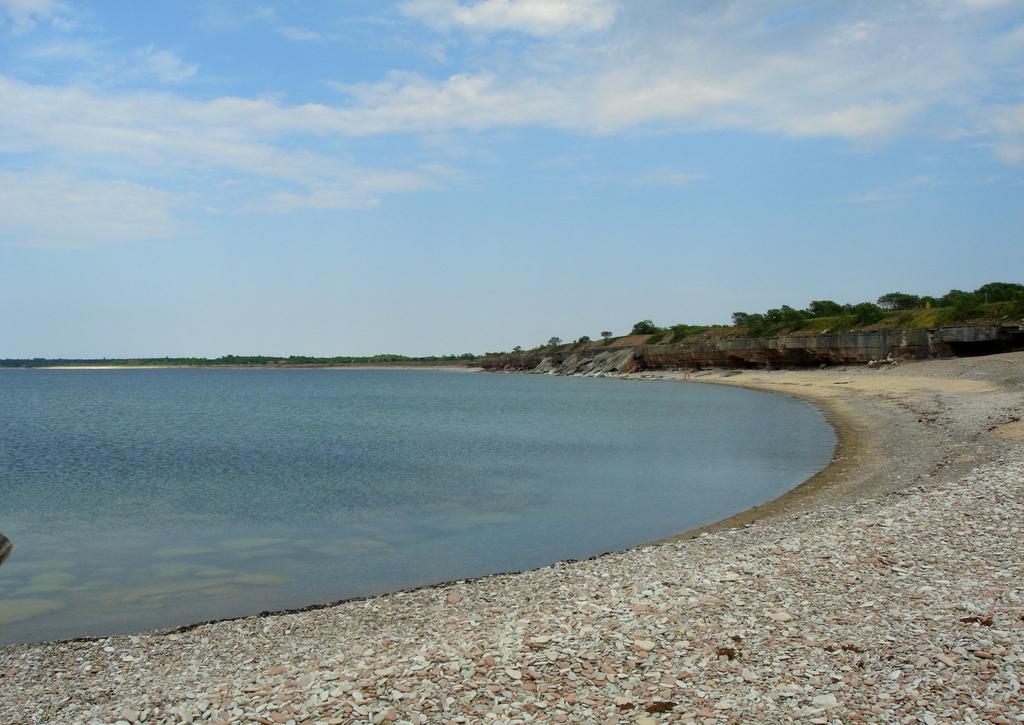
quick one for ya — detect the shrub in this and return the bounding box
[631,320,661,335]
[877,292,922,311]
[850,302,885,325]
[806,300,844,317]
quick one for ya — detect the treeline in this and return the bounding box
[528,281,1024,350]
[727,282,1024,337]
[0,353,478,368]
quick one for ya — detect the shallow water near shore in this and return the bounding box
[0,369,834,644]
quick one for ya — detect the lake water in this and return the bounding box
[0,369,835,644]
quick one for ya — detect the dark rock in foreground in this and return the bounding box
[0,532,12,566]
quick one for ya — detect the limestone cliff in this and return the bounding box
[479,323,1024,374]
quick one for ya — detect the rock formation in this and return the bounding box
[480,323,1024,374]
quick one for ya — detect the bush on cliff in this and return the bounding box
[877,292,922,310]
[631,320,662,335]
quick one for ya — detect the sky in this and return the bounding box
[1,0,1023,358]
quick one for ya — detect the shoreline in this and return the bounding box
[651,377,858,542]
[624,357,1020,541]
[25,364,480,371]
[3,353,1023,722]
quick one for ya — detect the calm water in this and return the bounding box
[0,369,834,644]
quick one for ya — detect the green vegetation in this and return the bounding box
[877,292,922,311]
[526,282,1022,357]
[667,324,716,344]
[724,282,1024,338]
[618,282,1024,345]
[630,319,661,335]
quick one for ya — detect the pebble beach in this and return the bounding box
[2,353,1023,724]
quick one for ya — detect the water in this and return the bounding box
[0,369,834,644]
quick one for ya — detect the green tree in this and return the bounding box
[631,320,661,335]
[850,302,885,325]
[731,312,750,327]
[877,292,921,310]
[547,337,562,347]
[576,335,591,344]
[743,313,767,334]
[512,345,523,353]
[972,282,1024,303]
[779,305,807,326]
[941,290,982,321]
[600,331,613,340]
[806,300,844,317]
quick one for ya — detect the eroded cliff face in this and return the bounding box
[479,324,1024,374]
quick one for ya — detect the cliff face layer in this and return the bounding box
[480,324,1024,374]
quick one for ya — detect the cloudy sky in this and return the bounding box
[1,0,1022,357]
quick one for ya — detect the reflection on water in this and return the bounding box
[0,369,835,644]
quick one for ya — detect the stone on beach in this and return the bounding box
[0,531,12,566]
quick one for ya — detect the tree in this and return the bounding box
[806,300,844,318]
[512,345,523,353]
[941,290,982,321]
[547,337,562,347]
[576,335,591,344]
[850,302,885,325]
[731,312,750,327]
[737,313,767,335]
[973,282,1024,303]
[630,320,661,335]
[877,292,921,311]
[779,305,806,326]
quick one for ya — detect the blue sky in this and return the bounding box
[1,0,1022,357]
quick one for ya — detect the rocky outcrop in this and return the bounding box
[482,347,640,376]
[479,323,1024,374]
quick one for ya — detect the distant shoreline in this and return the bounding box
[26,363,481,371]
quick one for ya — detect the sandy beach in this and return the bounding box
[2,353,1022,723]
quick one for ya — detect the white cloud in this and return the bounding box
[842,175,941,204]
[400,0,619,36]
[198,3,275,31]
[0,170,178,247]
[782,103,922,140]
[22,38,101,62]
[135,46,197,84]
[0,0,65,34]
[987,105,1024,164]
[321,3,1011,143]
[0,75,450,224]
[1,0,1021,248]
[275,25,323,42]
[628,168,707,188]
[7,3,1020,146]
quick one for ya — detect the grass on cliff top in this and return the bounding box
[529,303,1021,355]
[660,303,1020,343]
